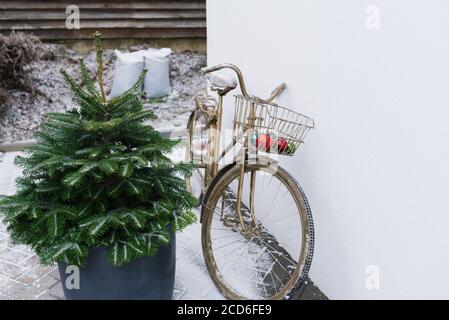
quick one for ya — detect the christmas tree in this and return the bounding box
[0,32,196,267]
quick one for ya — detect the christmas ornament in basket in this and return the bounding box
[233,95,314,155]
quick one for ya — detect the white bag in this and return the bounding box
[110,50,145,98]
[143,48,172,98]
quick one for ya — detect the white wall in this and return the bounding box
[207,0,449,299]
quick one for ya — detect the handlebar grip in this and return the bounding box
[200,65,223,74]
[271,83,286,95]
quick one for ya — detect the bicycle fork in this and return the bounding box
[235,100,259,234]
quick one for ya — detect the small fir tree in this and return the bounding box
[0,32,196,266]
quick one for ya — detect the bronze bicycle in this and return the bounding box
[185,63,315,300]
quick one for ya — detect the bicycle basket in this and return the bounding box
[233,95,314,156]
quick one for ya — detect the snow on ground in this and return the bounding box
[0,43,206,143]
[169,146,224,299]
[174,214,224,300]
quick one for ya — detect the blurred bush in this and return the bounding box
[0,87,7,106]
[0,31,40,92]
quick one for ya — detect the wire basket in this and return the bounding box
[233,95,314,156]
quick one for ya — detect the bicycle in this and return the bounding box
[185,63,315,300]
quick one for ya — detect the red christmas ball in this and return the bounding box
[277,138,288,153]
[256,133,271,152]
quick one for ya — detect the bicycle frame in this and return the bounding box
[191,64,285,231]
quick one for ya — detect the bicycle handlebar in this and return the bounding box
[200,63,286,104]
[200,65,223,74]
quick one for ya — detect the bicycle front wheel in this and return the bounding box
[201,162,314,300]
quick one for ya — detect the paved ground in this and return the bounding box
[0,152,61,300]
[0,151,327,300]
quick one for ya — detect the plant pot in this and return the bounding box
[58,231,176,300]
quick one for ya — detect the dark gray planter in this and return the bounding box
[58,231,176,300]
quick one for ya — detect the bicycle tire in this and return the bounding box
[201,161,314,300]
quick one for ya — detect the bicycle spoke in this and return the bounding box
[264,207,298,225]
[254,234,298,267]
[203,164,312,300]
[212,239,245,251]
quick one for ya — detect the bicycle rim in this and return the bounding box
[201,162,313,300]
